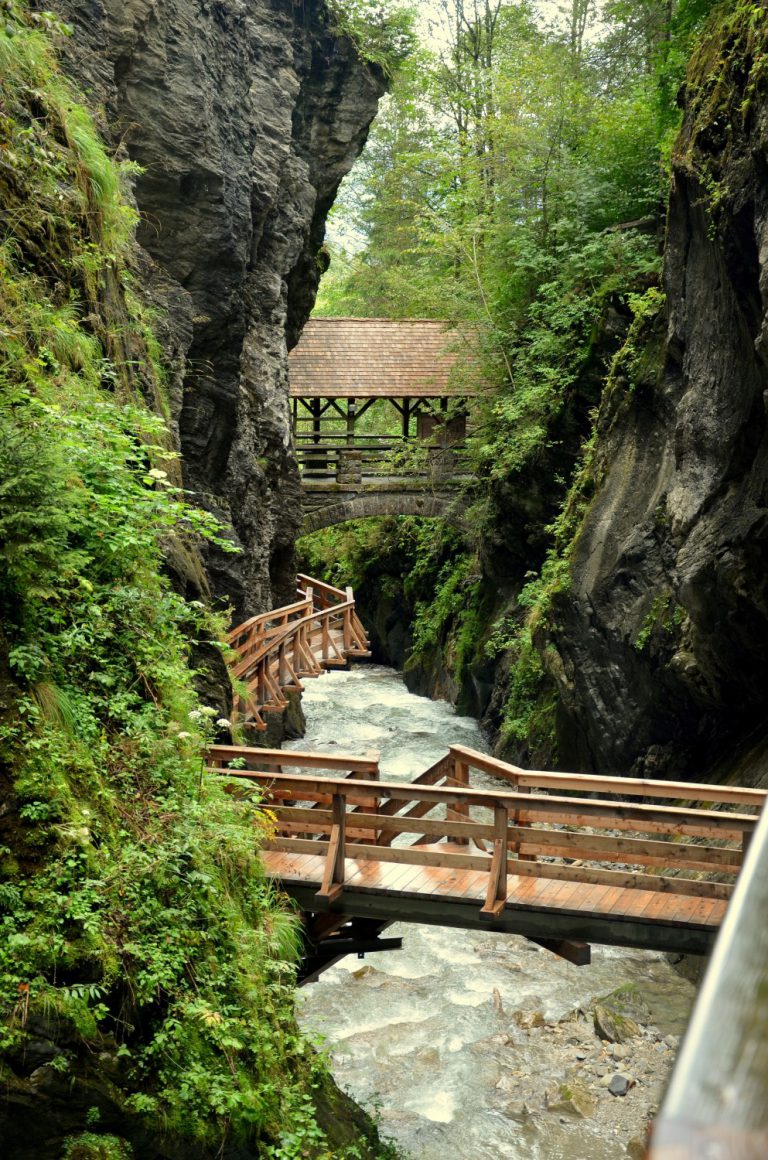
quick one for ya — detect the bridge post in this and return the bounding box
[343,589,354,652]
[317,792,347,905]
[481,804,509,920]
[508,775,535,862]
[446,752,470,846]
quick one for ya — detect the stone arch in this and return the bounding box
[300,493,464,535]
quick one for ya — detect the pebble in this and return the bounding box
[608,1074,632,1097]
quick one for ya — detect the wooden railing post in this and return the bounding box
[509,772,535,862]
[447,750,470,846]
[481,804,509,919]
[317,792,346,905]
[343,588,354,652]
[321,612,330,661]
[353,752,381,844]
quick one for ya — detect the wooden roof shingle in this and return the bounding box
[288,318,473,398]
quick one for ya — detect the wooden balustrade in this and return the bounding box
[294,433,470,481]
[227,576,370,731]
[210,745,765,922]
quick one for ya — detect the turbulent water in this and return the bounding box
[286,665,696,1159]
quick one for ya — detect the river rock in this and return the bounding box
[608,1074,632,1097]
[545,1081,598,1118]
[512,1010,546,1029]
[594,1004,641,1044]
[503,1100,531,1122]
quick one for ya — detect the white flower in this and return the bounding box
[188,709,203,722]
[199,706,217,718]
[177,731,192,740]
[147,468,168,480]
[216,718,231,729]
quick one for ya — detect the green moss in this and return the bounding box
[0,5,394,1156]
[61,1134,133,1160]
[677,1,768,219]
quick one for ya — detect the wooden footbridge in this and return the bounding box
[227,574,370,731]
[208,741,766,980]
[289,319,476,533]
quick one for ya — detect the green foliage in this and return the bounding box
[326,0,416,77]
[61,1133,133,1160]
[0,6,390,1156]
[676,0,768,221]
[491,284,667,753]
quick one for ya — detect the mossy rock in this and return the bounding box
[593,1003,641,1044]
[545,1080,597,1119]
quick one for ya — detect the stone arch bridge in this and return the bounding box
[289,318,476,534]
[300,484,462,536]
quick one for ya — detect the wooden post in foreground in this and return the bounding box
[317,792,346,906]
[481,804,509,919]
[448,753,470,847]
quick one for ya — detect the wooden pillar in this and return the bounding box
[481,804,509,920]
[402,397,411,439]
[317,792,346,904]
[449,755,470,847]
[346,397,356,445]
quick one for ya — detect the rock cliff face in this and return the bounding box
[541,11,768,779]
[53,0,385,616]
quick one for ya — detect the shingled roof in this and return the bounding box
[288,318,471,398]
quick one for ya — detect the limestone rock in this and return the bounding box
[55,0,386,620]
[545,1081,598,1118]
[594,1004,641,1044]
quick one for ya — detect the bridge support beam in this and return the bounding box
[298,917,403,985]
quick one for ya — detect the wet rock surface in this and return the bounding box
[54,0,385,617]
[541,21,768,779]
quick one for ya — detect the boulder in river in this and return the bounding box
[545,1081,598,1118]
[593,1004,642,1043]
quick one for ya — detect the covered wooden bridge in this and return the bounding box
[288,318,477,531]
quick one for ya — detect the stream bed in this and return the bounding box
[286,665,698,1159]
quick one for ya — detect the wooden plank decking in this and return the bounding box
[260,847,725,954]
[209,743,766,959]
[227,574,370,730]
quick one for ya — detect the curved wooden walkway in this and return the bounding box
[228,574,370,730]
[208,743,766,965]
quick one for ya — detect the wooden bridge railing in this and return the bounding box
[648,774,768,1157]
[227,576,370,731]
[295,432,469,482]
[210,744,765,918]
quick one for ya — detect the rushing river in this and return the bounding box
[286,665,697,1159]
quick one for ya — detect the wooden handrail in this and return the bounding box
[213,755,756,917]
[208,745,380,777]
[449,745,767,808]
[210,769,758,832]
[226,575,370,730]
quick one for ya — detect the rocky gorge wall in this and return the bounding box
[343,5,768,788]
[51,0,385,618]
[536,6,768,781]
